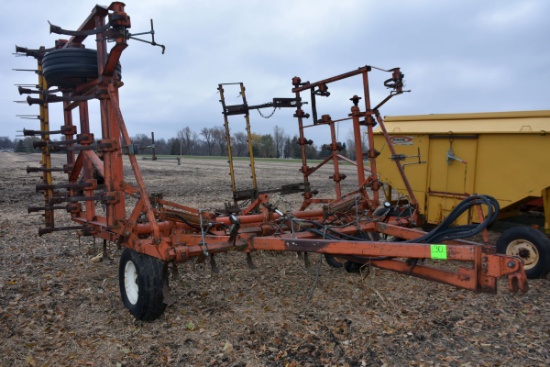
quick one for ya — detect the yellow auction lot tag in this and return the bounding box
[430,244,447,260]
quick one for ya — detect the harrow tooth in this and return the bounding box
[195,253,207,264]
[210,254,220,274]
[101,240,111,262]
[35,182,93,192]
[246,253,257,269]
[171,262,179,281]
[162,268,175,306]
[303,252,311,268]
[38,225,85,236]
[26,166,65,173]
[28,204,67,213]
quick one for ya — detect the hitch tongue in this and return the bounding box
[500,257,529,294]
[508,272,529,294]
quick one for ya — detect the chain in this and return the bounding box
[257,107,277,119]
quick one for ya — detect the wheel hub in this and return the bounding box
[124,260,139,305]
[506,239,540,270]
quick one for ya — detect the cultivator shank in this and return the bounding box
[15,3,528,321]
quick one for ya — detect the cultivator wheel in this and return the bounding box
[119,248,167,321]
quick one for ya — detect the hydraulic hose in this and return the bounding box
[304,195,500,265]
[404,194,499,244]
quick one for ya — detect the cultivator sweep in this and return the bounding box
[15,3,528,321]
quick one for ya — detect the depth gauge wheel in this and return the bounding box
[325,257,363,272]
[344,260,362,273]
[324,255,343,268]
[119,248,167,321]
[339,232,381,273]
[496,226,550,279]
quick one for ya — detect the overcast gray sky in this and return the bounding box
[2,0,549,144]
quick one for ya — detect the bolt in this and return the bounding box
[507,261,516,268]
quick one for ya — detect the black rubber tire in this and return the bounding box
[344,260,362,273]
[119,248,167,321]
[496,226,550,279]
[324,254,343,268]
[338,232,380,272]
[42,48,122,88]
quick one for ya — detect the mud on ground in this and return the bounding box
[0,152,549,367]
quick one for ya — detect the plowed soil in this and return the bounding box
[1,152,549,367]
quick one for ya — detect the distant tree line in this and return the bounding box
[131,124,371,160]
[131,125,354,159]
[0,136,42,153]
[0,124,369,159]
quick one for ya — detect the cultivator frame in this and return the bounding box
[15,3,528,321]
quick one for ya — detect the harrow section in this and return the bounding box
[15,2,528,321]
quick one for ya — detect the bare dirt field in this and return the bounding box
[1,152,549,367]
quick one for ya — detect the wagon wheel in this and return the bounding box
[42,48,122,88]
[496,226,550,279]
[119,248,168,321]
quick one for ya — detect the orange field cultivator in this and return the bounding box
[15,3,528,321]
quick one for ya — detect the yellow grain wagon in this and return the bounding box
[374,110,550,278]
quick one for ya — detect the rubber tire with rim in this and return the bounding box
[42,48,122,88]
[496,226,550,279]
[119,248,167,321]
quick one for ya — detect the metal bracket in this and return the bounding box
[127,19,166,54]
[49,17,165,54]
[391,148,427,169]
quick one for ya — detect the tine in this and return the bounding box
[210,254,220,274]
[196,253,206,264]
[303,252,311,269]
[246,253,257,270]
[171,262,179,282]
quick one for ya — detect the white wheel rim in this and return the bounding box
[506,239,540,270]
[124,260,139,305]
